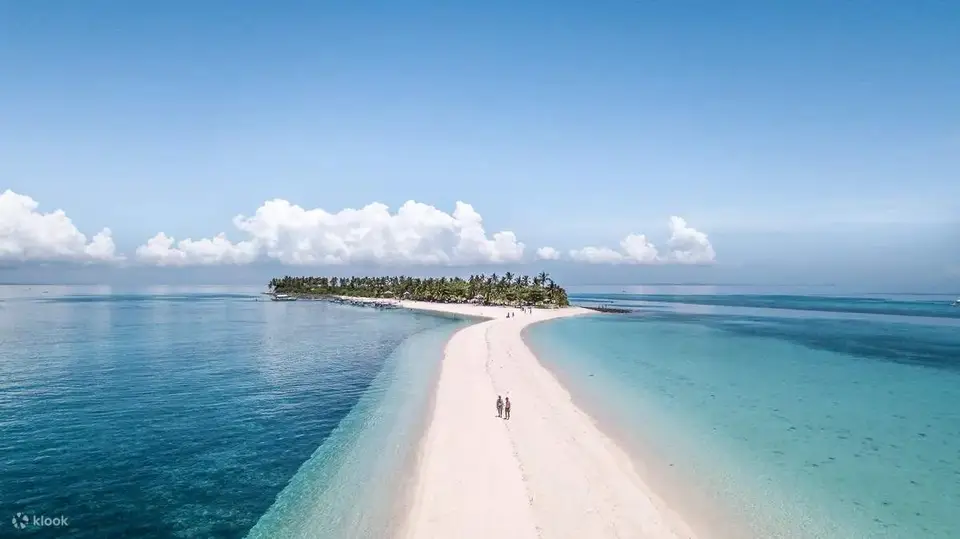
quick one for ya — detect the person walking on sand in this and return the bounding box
[496,395,503,418]
[504,397,511,420]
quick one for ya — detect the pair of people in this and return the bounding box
[496,395,511,419]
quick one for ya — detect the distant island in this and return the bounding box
[269,273,570,307]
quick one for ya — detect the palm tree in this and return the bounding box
[269,272,570,307]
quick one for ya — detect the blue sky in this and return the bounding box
[0,1,957,287]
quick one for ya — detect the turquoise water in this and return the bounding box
[528,291,960,538]
[0,286,467,538]
[246,317,471,538]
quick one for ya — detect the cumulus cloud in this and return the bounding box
[1,190,716,268]
[664,216,716,263]
[535,246,561,260]
[0,190,120,262]
[568,246,625,263]
[136,199,526,266]
[136,233,259,267]
[569,217,715,265]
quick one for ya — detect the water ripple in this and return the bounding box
[0,290,455,538]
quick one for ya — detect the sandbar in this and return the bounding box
[376,299,700,539]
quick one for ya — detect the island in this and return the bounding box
[268,273,570,307]
[263,274,677,539]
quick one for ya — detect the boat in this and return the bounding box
[952,298,960,307]
[270,293,297,302]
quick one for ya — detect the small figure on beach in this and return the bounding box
[504,397,511,420]
[496,395,503,417]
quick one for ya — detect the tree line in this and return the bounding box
[269,272,570,307]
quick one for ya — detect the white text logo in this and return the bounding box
[10,513,69,530]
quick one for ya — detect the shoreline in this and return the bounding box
[244,319,469,539]
[372,299,700,539]
[520,324,760,539]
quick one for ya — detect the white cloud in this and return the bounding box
[569,217,715,265]
[0,190,120,262]
[136,233,259,267]
[535,246,561,260]
[136,199,526,266]
[0,190,716,268]
[620,233,660,263]
[664,216,715,264]
[569,246,627,263]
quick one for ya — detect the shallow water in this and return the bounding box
[0,286,464,538]
[245,318,470,538]
[527,292,960,538]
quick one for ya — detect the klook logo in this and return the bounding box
[10,513,69,530]
[11,513,28,529]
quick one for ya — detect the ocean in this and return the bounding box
[527,286,960,538]
[3,284,958,538]
[0,286,469,538]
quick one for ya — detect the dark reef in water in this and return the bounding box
[573,293,960,320]
[579,304,632,314]
[645,311,960,372]
[567,292,960,371]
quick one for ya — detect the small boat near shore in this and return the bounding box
[270,293,297,302]
[952,298,960,307]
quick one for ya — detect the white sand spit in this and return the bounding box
[388,300,699,539]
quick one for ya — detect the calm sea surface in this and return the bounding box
[527,287,960,538]
[0,286,467,538]
[4,284,958,538]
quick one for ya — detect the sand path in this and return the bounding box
[397,302,698,539]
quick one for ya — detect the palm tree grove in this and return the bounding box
[269,273,570,307]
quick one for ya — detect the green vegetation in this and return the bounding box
[269,273,570,307]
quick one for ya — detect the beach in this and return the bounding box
[8,289,955,538]
[377,300,699,539]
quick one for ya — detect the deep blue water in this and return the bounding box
[573,291,960,319]
[0,286,463,538]
[4,284,958,538]
[526,290,960,538]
